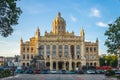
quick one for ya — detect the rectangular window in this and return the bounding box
[31,54,33,59]
[23,54,25,59]
[47,55,49,58]
[64,45,68,56]
[77,55,80,59]
[94,47,96,52]
[76,45,80,55]
[52,45,56,57]
[27,54,29,59]
[86,47,89,52]
[46,45,50,55]
[59,45,62,53]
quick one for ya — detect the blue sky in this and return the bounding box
[0,0,120,57]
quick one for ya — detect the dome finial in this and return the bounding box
[58,12,61,17]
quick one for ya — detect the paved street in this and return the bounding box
[1,74,117,80]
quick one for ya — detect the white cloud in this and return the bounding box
[90,8,101,17]
[70,15,77,22]
[96,22,108,27]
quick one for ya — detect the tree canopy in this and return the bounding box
[0,0,22,37]
[100,54,118,67]
[105,17,120,55]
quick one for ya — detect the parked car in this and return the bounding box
[41,70,49,74]
[76,70,84,74]
[60,70,67,74]
[114,70,120,74]
[15,69,24,74]
[69,70,75,74]
[0,66,4,70]
[105,70,115,76]
[87,70,95,74]
[25,69,33,74]
[34,69,41,74]
[50,70,57,74]
[96,70,104,74]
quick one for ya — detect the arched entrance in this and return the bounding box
[94,62,96,67]
[72,62,75,70]
[53,62,56,69]
[46,62,50,70]
[77,62,81,69]
[58,62,63,70]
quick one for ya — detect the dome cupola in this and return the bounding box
[52,12,66,35]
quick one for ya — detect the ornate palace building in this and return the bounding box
[20,12,99,71]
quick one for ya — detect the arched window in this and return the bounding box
[23,47,25,52]
[23,63,25,66]
[27,47,29,52]
[90,47,92,52]
[94,47,96,52]
[90,63,93,66]
[27,63,29,66]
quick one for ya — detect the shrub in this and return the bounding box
[0,69,11,78]
[105,70,115,76]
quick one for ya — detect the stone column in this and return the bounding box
[62,45,64,58]
[45,61,46,69]
[56,61,58,71]
[69,61,72,71]
[44,45,46,60]
[68,44,71,58]
[81,41,86,67]
[74,62,77,70]
[36,43,39,56]
[62,62,66,70]
[50,45,53,70]
[74,45,77,59]
[56,44,58,58]
[50,61,53,70]
[50,44,52,59]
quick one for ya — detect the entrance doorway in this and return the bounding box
[53,62,56,69]
[58,62,63,70]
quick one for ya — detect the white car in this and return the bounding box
[114,70,120,74]
[50,70,57,74]
[87,70,95,74]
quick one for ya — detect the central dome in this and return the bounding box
[52,12,66,35]
[54,12,65,22]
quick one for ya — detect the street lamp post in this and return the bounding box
[105,60,107,66]
[117,50,120,69]
[12,60,15,78]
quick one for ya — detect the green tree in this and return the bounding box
[100,54,118,67]
[0,0,22,37]
[105,17,120,55]
[99,57,105,66]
